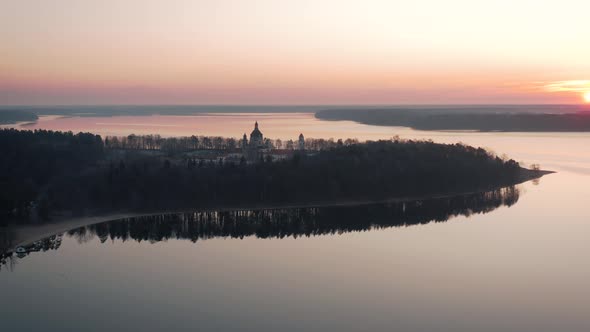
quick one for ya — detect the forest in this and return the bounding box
[0,110,38,124]
[316,108,590,131]
[0,128,546,222]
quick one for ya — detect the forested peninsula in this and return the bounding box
[316,108,590,131]
[0,110,38,124]
[0,129,550,223]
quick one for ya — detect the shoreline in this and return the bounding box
[314,110,590,133]
[0,169,553,253]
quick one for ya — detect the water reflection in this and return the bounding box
[1,186,519,271]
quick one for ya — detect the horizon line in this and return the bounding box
[1,103,589,108]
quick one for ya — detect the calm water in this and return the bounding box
[1,113,590,331]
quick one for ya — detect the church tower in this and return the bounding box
[242,133,248,150]
[249,121,263,147]
[298,133,305,150]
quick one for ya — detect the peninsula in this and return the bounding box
[0,125,550,224]
[316,107,590,132]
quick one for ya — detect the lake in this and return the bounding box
[1,112,590,331]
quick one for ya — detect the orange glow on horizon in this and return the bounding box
[584,92,590,103]
[3,0,590,104]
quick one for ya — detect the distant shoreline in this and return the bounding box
[3,105,590,131]
[315,108,590,132]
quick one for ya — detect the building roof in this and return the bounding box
[250,121,263,139]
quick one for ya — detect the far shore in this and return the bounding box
[315,109,590,132]
[1,169,553,253]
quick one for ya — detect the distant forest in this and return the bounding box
[0,105,321,124]
[0,128,545,222]
[316,108,590,131]
[0,110,38,124]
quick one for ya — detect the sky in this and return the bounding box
[1,0,590,105]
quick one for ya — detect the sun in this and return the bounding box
[585,92,590,103]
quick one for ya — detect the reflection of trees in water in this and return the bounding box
[0,235,62,272]
[73,186,520,243]
[1,186,519,271]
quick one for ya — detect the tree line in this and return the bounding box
[316,108,590,132]
[45,137,530,216]
[0,128,540,222]
[104,134,360,152]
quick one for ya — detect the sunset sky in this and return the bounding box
[2,0,590,105]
